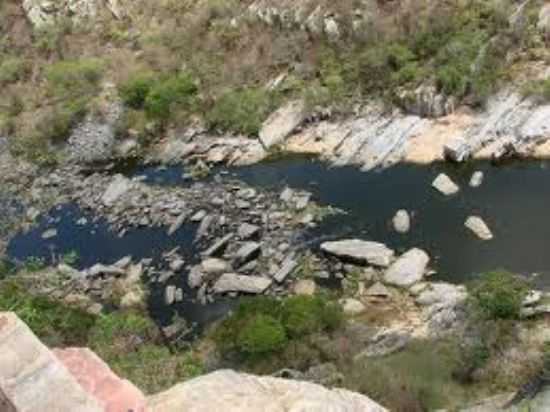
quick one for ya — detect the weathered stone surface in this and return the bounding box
[101,174,133,206]
[465,216,493,240]
[469,171,484,188]
[237,223,261,240]
[147,369,386,411]
[383,248,430,287]
[213,273,272,294]
[201,258,231,275]
[273,256,298,283]
[432,173,460,195]
[202,234,233,257]
[444,136,471,162]
[54,347,146,412]
[392,209,410,234]
[415,283,467,307]
[259,100,306,149]
[340,298,366,315]
[321,239,395,267]
[0,312,103,412]
[365,282,391,298]
[356,329,411,359]
[234,242,262,267]
[187,266,204,289]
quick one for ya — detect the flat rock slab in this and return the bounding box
[147,369,387,412]
[432,173,459,195]
[213,273,272,294]
[321,239,395,267]
[383,248,430,287]
[259,100,305,149]
[234,242,262,267]
[415,282,467,307]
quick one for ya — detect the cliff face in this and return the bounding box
[0,311,386,412]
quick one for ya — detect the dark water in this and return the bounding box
[7,203,232,331]
[7,156,550,330]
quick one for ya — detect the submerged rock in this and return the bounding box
[383,248,430,287]
[469,171,484,188]
[432,173,460,195]
[321,239,395,267]
[465,216,493,240]
[41,228,58,239]
[392,209,411,234]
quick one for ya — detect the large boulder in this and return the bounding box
[321,239,395,267]
[147,369,387,411]
[259,100,306,149]
[432,173,460,195]
[383,248,430,287]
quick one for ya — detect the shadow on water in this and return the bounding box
[8,155,550,331]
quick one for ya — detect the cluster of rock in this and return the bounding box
[22,0,125,28]
[444,91,550,162]
[320,239,468,339]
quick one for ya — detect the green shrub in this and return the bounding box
[236,314,287,355]
[469,271,529,320]
[0,279,96,346]
[0,57,29,84]
[282,295,343,338]
[214,295,343,357]
[522,79,550,103]
[144,73,197,120]
[206,88,275,136]
[119,71,157,109]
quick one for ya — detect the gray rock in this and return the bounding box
[340,298,366,315]
[234,242,262,267]
[238,223,261,240]
[114,256,132,269]
[116,139,139,157]
[293,279,317,296]
[165,285,177,305]
[356,330,411,358]
[294,194,311,211]
[213,273,272,294]
[101,174,132,206]
[465,216,493,240]
[522,290,542,307]
[169,259,185,272]
[167,212,188,236]
[444,136,471,162]
[202,234,233,257]
[26,207,40,221]
[432,173,459,195]
[365,282,391,298]
[195,215,215,241]
[280,187,295,204]
[383,248,430,287]
[191,210,207,222]
[415,283,467,307]
[392,210,410,234]
[469,171,484,188]
[273,256,298,283]
[188,266,204,289]
[259,100,305,149]
[41,228,58,239]
[201,258,231,275]
[321,239,395,267]
[88,263,125,277]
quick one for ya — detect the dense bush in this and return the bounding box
[206,88,275,136]
[118,71,157,109]
[144,73,198,120]
[236,314,287,355]
[0,57,29,84]
[468,271,529,320]
[213,295,343,357]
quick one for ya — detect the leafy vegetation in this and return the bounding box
[213,295,343,357]
[144,73,198,120]
[522,78,550,103]
[0,57,29,85]
[468,270,529,320]
[206,88,276,136]
[0,275,203,394]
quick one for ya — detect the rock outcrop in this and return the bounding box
[321,239,395,267]
[383,248,430,288]
[148,369,387,412]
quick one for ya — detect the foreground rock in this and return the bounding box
[383,248,430,287]
[469,171,484,188]
[465,216,494,240]
[321,240,395,267]
[432,173,460,195]
[148,369,387,412]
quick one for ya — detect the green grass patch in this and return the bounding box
[0,57,30,85]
